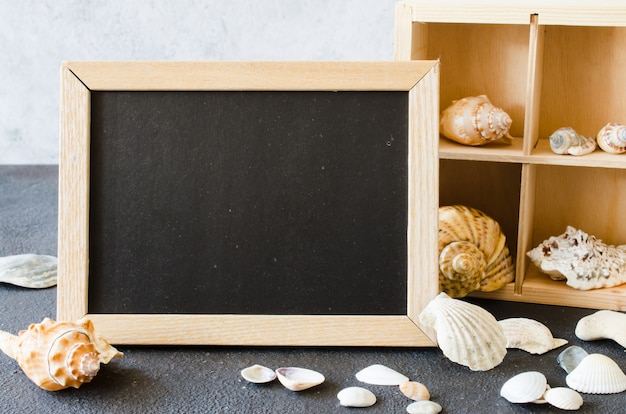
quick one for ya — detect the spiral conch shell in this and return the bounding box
[438,205,515,298]
[597,122,626,154]
[440,95,513,146]
[549,127,597,156]
[0,318,122,391]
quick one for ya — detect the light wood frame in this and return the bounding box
[58,61,440,346]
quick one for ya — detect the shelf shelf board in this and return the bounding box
[439,137,525,163]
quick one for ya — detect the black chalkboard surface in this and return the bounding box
[58,61,440,346]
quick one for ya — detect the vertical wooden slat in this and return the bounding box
[523,14,545,155]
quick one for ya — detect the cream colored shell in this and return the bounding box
[498,318,568,355]
[0,317,122,391]
[575,310,626,349]
[438,205,515,298]
[440,95,513,146]
[419,292,507,371]
[597,122,626,154]
[565,353,626,394]
[399,381,430,401]
[549,127,597,156]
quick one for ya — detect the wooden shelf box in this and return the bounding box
[395,0,626,310]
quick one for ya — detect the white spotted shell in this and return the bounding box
[566,353,626,394]
[597,122,626,154]
[438,205,515,298]
[419,292,507,371]
[440,95,513,146]
[0,318,122,391]
[549,127,597,156]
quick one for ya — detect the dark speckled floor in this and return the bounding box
[0,165,624,413]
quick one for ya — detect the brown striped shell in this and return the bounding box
[438,205,515,298]
[0,318,122,391]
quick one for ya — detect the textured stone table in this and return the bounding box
[0,165,624,413]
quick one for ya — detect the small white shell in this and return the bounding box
[399,381,430,401]
[355,364,409,385]
[498,317,568,354]
[240,364,276,384]
[337,386,376,407]
[500,371,548,403]
[575,310,626,349]
[597,122,626,154]
[275,367,324,391]
[566,353,626,394]
[406,400,442,414]
[544,387,584,411]
[419,292,507,371]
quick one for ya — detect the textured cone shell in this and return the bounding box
[440,95,512,146]
[6,318,122,391]
[566,353,626,394]
[438,205,514,298]
[419,292,507,371]
[597,122,626,154]
[498,317,568,355]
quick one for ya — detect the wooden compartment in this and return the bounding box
[395,1,626,310]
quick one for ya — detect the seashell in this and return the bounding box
[527,226,626,290]
[500,371,548,403]
[406,400,442,414]
[544,387,584,411]
[549,127,597,156]
[0,317,122,391]
[498,317,567,354]
[565,353,626,394]
[557,346,589,374]
[355,364,409,385]
[399,381,430,401]
[337,386,377,407]
[419,292,507,371]
[597,122,626,154]
[575,310,626,349]
[240,364,276,384]
[438,205,515,298]
[275,367,324,391]
[440,95,513,146]
[0,254,57,288]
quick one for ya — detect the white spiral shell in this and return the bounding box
[549,127,597,156]
[597,122,626,154]
[440,95,513,146]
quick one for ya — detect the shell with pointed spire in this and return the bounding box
[0,317,122,391]
[438,205,515,298]
[440,95,513,146]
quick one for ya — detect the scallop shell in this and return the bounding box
[0,317,122,391]
[575,310,626,349]
[440,95,513,146]
[597,122,626,154]
[438,205,515,298]
[275,367,324,391]
[337,386,377,407]
[240,364,276,384]
[498,317,568,354]
[544,387,584,411]
[527,226,626,290]
[500,371,548,403]
[406,400,442,414]
[419,292,507,371]
[565,353,626,394]
[549,127,597,156]
[355,364,409,385]
[399,381,430,401]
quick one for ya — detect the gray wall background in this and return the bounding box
[0,0,398,164]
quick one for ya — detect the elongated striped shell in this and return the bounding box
[0,318,122,391]
[597,122,626,154]
[440,95,513,146]
[438,205,515,298]
[419,292,507,371]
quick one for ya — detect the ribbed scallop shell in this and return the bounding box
[544,387,584,411]
[498,317,568,355]
[419,292,507,371]
[597,122,626,154]
[438,205,515,298]
[566,353,626,394]
[549,127,597,156]
[440,95,513,146]
[500,371,548,403]
[0,318,122,391]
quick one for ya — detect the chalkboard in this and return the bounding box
[58,61,440,346]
